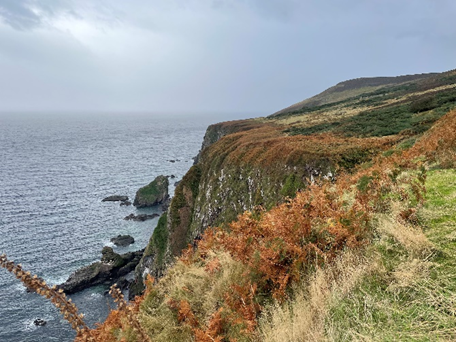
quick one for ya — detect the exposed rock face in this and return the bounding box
[102,195,129,202]
[110,234,135,246]
[58,247,144,294]
[123,213,159,222]
[131,213,168,297]
[133,176,169,208]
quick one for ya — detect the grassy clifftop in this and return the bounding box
[271,71,450,116]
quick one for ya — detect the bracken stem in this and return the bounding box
[0,253,94,341]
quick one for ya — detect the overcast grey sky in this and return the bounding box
[0,0,455,115]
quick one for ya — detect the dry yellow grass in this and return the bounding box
[138,250,250,341]
[375,213,435,259]
[258,250,374,342]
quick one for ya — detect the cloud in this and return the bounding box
[0,1,43,30]
[0,0,455,114]
[0,0,119,31]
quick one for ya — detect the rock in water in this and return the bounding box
[34,319,47,326]
[133,175,169,208]
[58,247,144,294]
[123,213,159,222]
[102,195,129,202]
[111,234,135,246]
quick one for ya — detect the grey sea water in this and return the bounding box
[0,112,215,341]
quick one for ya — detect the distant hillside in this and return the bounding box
[272,72,439,116]
[266,69,456,138]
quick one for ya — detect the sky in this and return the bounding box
[0,0,455,116]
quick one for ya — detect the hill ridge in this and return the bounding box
[272,72,439,116]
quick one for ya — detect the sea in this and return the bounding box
[0,112,227,341]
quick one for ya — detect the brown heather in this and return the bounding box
[407,108,456,167]
[203,124,399,169]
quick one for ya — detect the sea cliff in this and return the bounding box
[133,69,456,294]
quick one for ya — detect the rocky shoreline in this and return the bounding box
[59,174,171,296]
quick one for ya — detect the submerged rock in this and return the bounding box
[34,319,47,327]
[133,175,169,208]
[120,200,132,206]
[102,195,129,202]
[124,213,159,222]
[110,234,135,247]
[58,248,144,294]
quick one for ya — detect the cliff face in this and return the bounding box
[133,120,395,290]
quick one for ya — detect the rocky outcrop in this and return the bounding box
[58,247,143,294]
[102,195,129,202]
[133,176,169,208]
[110,235,135,246]
[124,213,159,222]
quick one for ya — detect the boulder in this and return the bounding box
[58,248,144,294]
[102,195,129,202]
[133,175,169,208]
[124,214,159,222]
[110,234,135,247]
[120,201,132,206]
[34,319,47,326]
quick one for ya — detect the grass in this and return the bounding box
[254,168,456,342]
[323,169,456,341]
[144,213,168,267]
[138,251,250,342]
[282,81,456,138]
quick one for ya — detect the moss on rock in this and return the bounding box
[133,175,169,208]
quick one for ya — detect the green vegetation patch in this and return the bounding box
[285,87,456,138]
[147,213,168,267]
[134,175,169,207]
[169,165,201,229]
[326,169,456,341]
[280,174,306,198]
